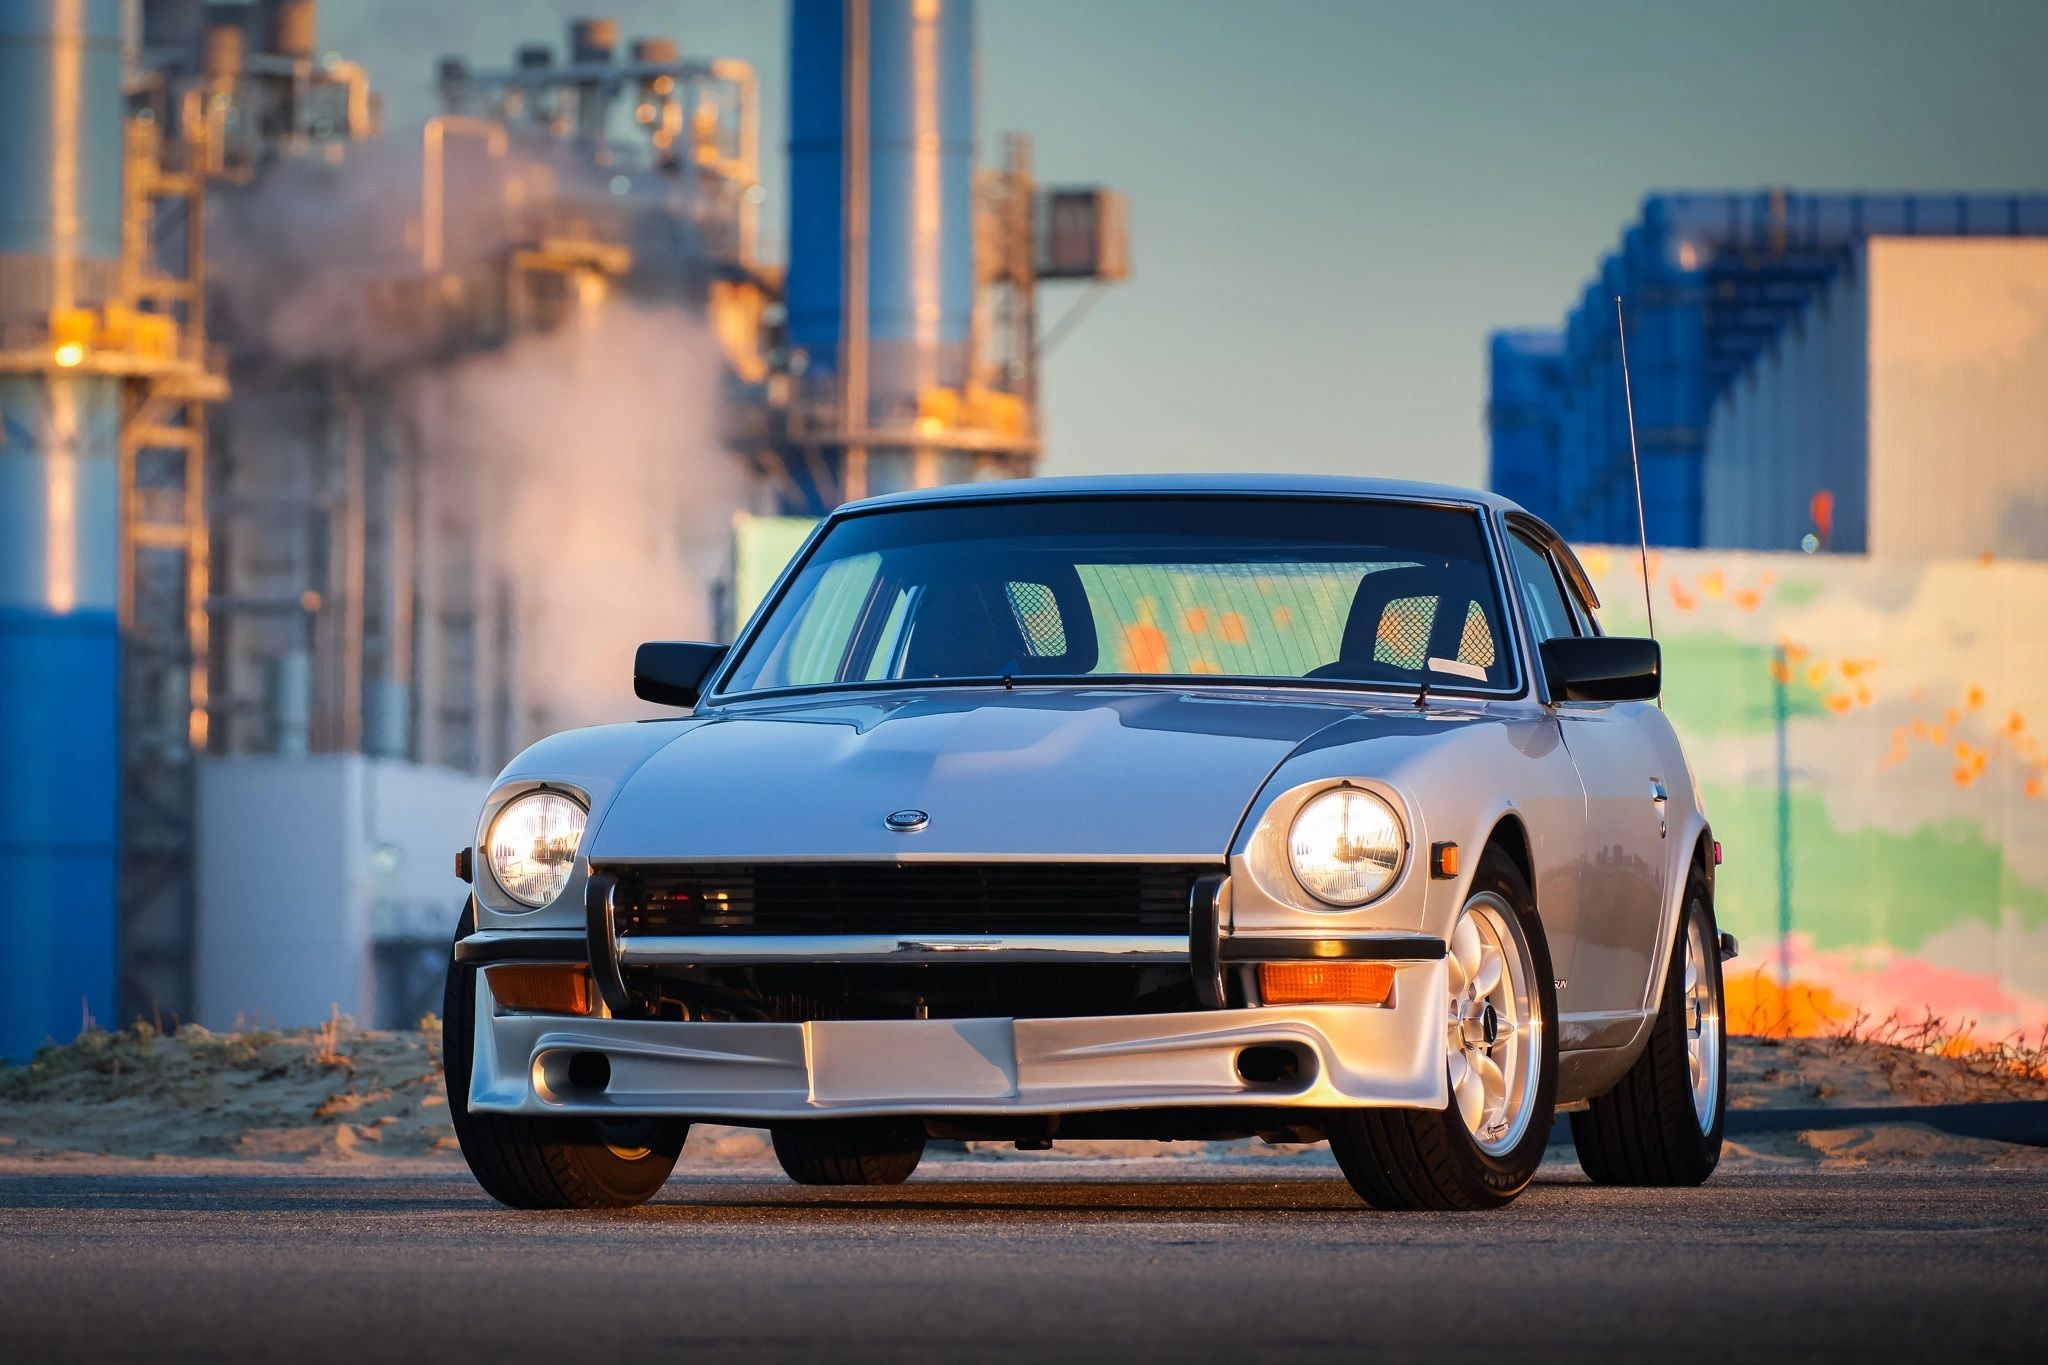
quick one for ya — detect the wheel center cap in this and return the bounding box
[1481,1002,1499,1046]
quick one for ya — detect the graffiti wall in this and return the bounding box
[1579,547,2048,1039]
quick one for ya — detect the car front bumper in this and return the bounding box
[464,959,1452,1121]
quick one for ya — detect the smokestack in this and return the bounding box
[265,0,315,59]
[436,54,468,109]
[630,36,678,66]
[203,20,244,78]
[569,17,617,64]
[0,0,128,1061]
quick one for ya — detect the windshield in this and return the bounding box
[720,497,1517,697]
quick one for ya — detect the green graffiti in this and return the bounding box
[1703,783,2048,955]
[1660,632,1827,736]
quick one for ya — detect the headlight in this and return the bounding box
[486,791,587,907]
[1288,787,1404,906]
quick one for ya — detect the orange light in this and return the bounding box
[1258,961,1396,1007]
[1431,842,1459,879]
[487,965,592,1015]
[53,341,85,368]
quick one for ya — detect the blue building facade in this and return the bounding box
[1489,191,2048,547]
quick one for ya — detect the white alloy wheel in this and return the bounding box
[1446,891,1544,1157]
[1683,909,1723,1131]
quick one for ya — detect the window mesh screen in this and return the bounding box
[1005,582,1068,656]
[1458,601,1497,666]
[1374,595,1438,669]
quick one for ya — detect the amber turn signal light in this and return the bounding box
[1430,842,1459,879]
[486,965,593,1015]
[1258,961,1396,1007]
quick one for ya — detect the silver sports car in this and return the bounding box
[445,475,1730,1211]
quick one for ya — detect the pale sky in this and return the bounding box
[329,0,2048,489]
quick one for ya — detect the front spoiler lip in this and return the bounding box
[467,968,1451,1121]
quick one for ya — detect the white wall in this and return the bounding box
[1705,237,2048,561]
[194,756,489,1030]
[1867,238,2048,560]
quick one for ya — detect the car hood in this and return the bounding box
[585,688,1376,863]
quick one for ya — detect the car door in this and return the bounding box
[1507,527,1669,1032]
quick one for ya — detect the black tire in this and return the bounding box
[443,903,689,1209]
[771,1119,927,1186]
[1571,869,1725,1186]
[1327,848,1559,1211]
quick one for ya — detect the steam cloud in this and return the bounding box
[205,137,743,758]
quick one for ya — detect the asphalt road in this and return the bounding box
[2,1163,2044,1363]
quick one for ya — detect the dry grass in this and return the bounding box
[1828,1007,2048,1093]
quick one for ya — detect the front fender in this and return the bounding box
[1228,707,1586,958]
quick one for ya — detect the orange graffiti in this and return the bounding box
[1218,612,1248,645]
[1182,607,1210,636]
[1121,623,1169,674]
[1725,971,1853,1038]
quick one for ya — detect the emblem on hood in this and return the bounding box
[884,809,930,833]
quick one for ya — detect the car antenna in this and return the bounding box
[1614,295,1662,709]
[1414,669,1429,711]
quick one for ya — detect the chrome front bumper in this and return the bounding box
[465,959,1452,1121]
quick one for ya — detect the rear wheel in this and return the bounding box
[1327,849,1558,1211]
[1570,871,1725,1185]
[771,1119,927,1186]
[444,906,688,1209]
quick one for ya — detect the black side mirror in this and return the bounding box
[1539,636,1660,703]
[634,641,726,708]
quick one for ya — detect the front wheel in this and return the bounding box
[1327,848,1558,1211]
[443,905,689,1209]
[1570,871,1725,1185]
[771,1119,927,1186]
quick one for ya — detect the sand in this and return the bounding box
[2,1022,2042,1174]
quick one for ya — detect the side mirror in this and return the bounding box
[1539,636,1660,703]
[634,641,726,708]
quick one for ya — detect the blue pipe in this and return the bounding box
[786,0,977,413]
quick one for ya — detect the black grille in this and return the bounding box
[609,863,1213,937]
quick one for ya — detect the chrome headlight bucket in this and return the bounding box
[485,789,588,908]
[1287,785,1406,906]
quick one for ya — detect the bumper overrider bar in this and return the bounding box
[453,868,1446,1017]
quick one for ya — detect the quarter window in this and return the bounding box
[1508,533,1579,643]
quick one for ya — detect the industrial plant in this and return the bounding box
[0,0,1127,1057]
[1490,191,2048,557]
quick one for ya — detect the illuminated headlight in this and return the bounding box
[486,791,587,908]
[1288,787,1405,906]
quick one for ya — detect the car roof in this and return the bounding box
[842,472,1529,516]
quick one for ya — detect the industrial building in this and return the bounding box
[0,0,1126,1056]
[1489,191,2048,556]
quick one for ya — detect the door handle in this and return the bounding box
[1650,780,1668,804]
